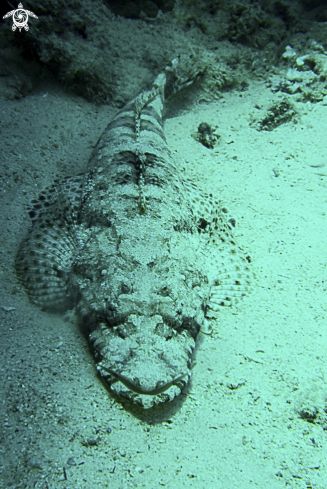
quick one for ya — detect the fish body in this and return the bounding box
[16,57,252,408]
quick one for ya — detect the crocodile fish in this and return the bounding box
[16,57,252,409]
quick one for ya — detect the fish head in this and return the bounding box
[89,313,200,409]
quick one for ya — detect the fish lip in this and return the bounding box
[99,365,188,395]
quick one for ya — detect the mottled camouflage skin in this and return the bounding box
[16,58,252,408]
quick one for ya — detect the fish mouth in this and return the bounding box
[99,365,188,396]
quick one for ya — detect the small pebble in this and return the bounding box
[67,457,77,466]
